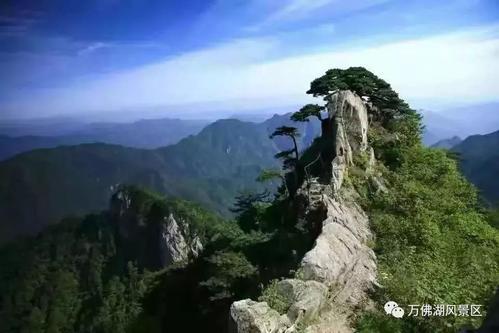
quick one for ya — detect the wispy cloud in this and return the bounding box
[248,0,392,31]
[3,24,498,118]
[77,42,111,56]
[268,0,337,20]
[77,41,166,56]
[1,0,498,119]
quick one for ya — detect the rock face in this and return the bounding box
[328,90,370,191]
[110,187,203,269]
[230,300,290,333]
[159,213,203,267]
[300,195,376,305]
[328,90,369,163]
[276,279,329,323]
[230,90,377,333]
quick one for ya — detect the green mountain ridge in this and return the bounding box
[0,115,320,244]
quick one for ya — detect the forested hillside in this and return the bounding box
[0,114,321,244]
[0,186,234,332]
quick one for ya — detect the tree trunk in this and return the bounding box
[291,136,299,160]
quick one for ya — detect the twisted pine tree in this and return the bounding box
[292,67,422,168]
[269,126,301,194]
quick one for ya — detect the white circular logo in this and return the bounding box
[384,301,405,318]
[391,306,405,318]
[384,301,398,314]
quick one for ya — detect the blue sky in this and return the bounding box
[0,0,498,119]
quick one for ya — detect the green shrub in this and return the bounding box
[259,280,291,314]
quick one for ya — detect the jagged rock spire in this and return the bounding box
[326,90,370,192]
[229,90,377,333]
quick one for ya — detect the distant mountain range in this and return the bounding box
[2,101,497,160]
[1,104,497,244]
[421,102,499,145]
[0,114,320,244]
[451,129,499,205]
[0,118,209,161]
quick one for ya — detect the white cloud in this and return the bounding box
[76,40,167,56]
[4,24,499,117]
[267,0,337,21]
[77,42,111,56]
[247,0,392,31]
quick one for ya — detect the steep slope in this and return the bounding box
[0,118,208,160]
[229,68,499,333]
[230,90,377,333]
[452,130,499,204]
[159,119,278,178]
[0,186,225,333]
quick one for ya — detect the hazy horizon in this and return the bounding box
[1,100,499,126]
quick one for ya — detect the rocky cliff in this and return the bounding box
[111,186,203,269]
[230,90,378,333]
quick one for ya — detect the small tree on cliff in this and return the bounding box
[290,103,332,138]
[256,169,289,197]
[269,126,300,162]
[290,104,325,123]
[269,126,301,193]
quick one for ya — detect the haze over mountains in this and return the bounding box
[0,118,208,161]
[0,101,498,244]
[1,100,498,161]
[421,102,499,145]
[0,113,321,244]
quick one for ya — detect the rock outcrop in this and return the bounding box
[110,187,203,269]
[159,212,203,266]
[276,279,329,323]
[230,90,377,333]
[300,195,376,305]
[230,300,291,333]
[328,90,369,192]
